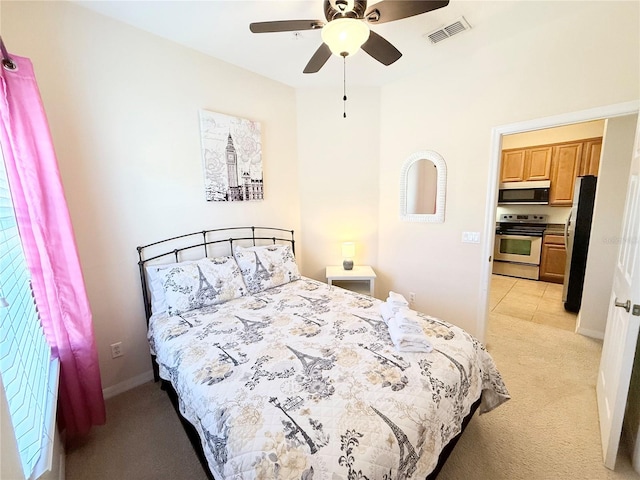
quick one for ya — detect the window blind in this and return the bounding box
[0,154,52,479]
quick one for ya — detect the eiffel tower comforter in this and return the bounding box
[148,277,510,480]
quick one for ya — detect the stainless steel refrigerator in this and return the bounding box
[563,175,597,312]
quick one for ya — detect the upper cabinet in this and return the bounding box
[549,142,583,206]
[500,137,602,206]
[501,146,552,182]
[527,146,553,180]
[579,138,603,177]
[500,150,526,182]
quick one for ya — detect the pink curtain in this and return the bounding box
[0,54,105,436]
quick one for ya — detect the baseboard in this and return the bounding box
[575,325,604,340]
[102,370,154,400]
[58,452,65,480]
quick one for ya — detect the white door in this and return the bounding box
[597,116,640,469]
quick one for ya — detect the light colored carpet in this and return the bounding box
[438,312,639,480]
[66,312,640,480]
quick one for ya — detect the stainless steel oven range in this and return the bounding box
[493,213,548,280]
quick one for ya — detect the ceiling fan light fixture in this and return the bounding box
[321,18,370,57]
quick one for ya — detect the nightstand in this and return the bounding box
[325,265,376,297]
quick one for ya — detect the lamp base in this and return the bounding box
[343,259,354,270]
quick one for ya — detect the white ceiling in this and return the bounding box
[73,1,576,88]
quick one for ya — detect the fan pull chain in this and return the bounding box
[342,54,347,119]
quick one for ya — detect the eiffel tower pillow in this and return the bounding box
[161,256,248,315]
[234,244,300,294]
[146,260,198,315]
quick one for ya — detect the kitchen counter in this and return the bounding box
[544,223,565,235]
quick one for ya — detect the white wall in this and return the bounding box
[578,114,638,337]
[2,1,300,391]
[296,87,380,288]
[377,1,640,335]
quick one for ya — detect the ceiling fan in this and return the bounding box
[250,0,450,74]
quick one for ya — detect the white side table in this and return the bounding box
[325,265,376,297]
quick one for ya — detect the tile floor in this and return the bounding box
[490,274,577,332]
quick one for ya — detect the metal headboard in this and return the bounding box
[136,226,295,325]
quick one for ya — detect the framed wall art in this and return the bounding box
[199,109,263,202]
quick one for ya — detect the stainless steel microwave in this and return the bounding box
[498,180,550,205]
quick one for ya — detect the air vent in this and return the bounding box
[424,16,471,44]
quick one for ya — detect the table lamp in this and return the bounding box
[342,242,355,270]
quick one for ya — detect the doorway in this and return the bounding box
[489,119,606,333]
[479,101,639,472]
[478,101,640,343]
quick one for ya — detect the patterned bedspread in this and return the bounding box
[148,277,509,479]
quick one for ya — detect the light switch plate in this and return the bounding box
[462,231,480,244]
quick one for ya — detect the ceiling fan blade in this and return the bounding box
[303,43,332,74]
[361,30,402,66]
[250,20,323,33]
[365,0,449,24]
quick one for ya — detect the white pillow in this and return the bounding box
[234,244,300,294]
[146,261,196,315]
[162,256,247,316]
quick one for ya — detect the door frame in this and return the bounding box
[478,100,640,342]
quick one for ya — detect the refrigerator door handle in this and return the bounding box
[564,211,572,246]
[562,209,574,304]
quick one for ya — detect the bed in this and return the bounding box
[137,226,509,479]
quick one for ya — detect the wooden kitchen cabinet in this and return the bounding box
[549,142,582,206]
[500,146,552,182]
[540,234,566,284]
[527,146,553,180]
[579,138,603,176]
[500,136,602,206]
[501,149,527,182]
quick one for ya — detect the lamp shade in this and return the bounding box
[321,18,370,57]
[342,242,355,258]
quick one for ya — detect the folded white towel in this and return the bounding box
[387,291,409,306]
[387,316,433,353]
[379,302,398,324]
[392,311,422,334]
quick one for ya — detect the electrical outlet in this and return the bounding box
[409,292,416,304]
[110,342,123,358]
